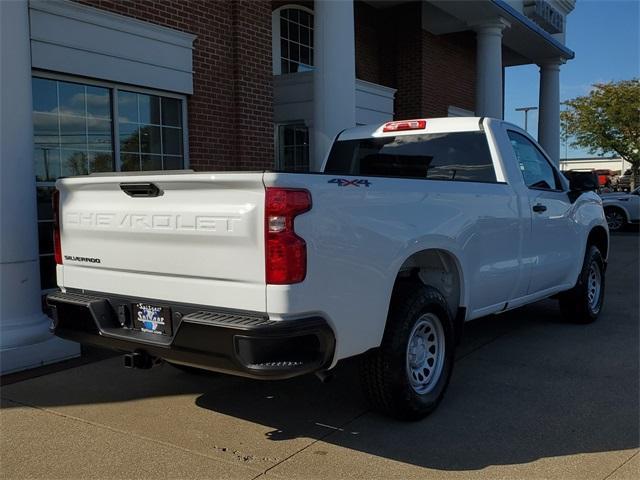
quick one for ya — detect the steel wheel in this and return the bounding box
[406,313,445,394]
[605,210,625,231]
[587,261,602,313]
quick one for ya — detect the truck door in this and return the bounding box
[506,131,581,294]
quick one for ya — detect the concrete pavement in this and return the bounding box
[1,234,638,479]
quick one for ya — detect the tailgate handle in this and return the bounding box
[120,182,161,198]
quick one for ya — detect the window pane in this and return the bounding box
[278,124,309,172]
[141,154,162,171]
[34,147,60,182]
[162,127,183,155]
[36,187,55,221]
[324,132,497,182]
[38,221,54,254]
[290,42,300,62]
[33,113,59,147]
[161,98,181,127]
[59,114,86,149]
[119,123,140,153]
[118,91,138,123]
[163,155,183,170]
[280,39,289,60]
[507,131,559,190]
[61,149,88,176]
[32,78,58,114]
[88,118,112,151]
[140,125,161,154]
[121,153,140,171]
[281,59,290,74]
[300,11,311,26]
[89,151,113,173]
[289,9,299,23]
[280,17,288,37]
[39,255,57,290]
[289,22,299,42]
[86,86,111,119]
[138,94,161,125]
[59,82,85,116]
[300,26,310,46]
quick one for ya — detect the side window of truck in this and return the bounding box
[507,130,562,191]
[325,131,497,183]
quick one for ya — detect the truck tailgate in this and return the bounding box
[57,172,266,312]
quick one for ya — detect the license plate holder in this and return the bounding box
[132,303,172,336]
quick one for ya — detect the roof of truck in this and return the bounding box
[337,117,486,141]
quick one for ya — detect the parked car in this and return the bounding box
[617,169,639,192]
[601,186,640,231]
[47,117,609,420]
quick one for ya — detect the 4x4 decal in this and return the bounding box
[328,178,371,187]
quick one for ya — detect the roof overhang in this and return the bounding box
[423,0,575,66]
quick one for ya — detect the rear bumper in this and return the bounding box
[46,290,335,380]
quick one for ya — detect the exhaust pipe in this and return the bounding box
[123,352,155,369]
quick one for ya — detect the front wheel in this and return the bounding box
[360,284,455,421]
[558,244,605,324]
[605,207,627,231]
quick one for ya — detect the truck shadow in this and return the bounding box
[190,300,639,471]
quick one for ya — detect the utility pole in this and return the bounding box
[515,106,538,132]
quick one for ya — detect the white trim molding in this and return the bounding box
[29,0,196,94]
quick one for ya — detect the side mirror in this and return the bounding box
[568,172,598,192]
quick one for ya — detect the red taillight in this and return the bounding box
[382,119,427,132]
[52,189,62,265]
[265,188,311,284]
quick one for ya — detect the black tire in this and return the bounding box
[558,245,605,324]
[360,284,456,421]
[604,207,627,232]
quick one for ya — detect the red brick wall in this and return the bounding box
[421,31,476,117]
[74,0,274,171]
[366,2,476,120]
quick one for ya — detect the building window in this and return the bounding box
[31,75,187,290]
[118,91,184,171]
[273,6,314,75]
[277,124,309,172]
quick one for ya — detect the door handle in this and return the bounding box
[532,203,547,213]
[120,182,161,197]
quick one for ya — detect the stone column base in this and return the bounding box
[1,335,80,375]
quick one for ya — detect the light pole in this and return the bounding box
[515,106,538,132]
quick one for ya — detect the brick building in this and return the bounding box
[1,0,576,372]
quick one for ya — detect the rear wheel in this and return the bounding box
[605,207,627,232]
[558,245,605,324]
[360,284,455,420]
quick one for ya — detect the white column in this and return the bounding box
[538,59,563,166]
[0,0,79,374]
[312,0,356,171]
[474,19,510,119]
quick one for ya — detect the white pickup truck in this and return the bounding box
[47,117,608,420]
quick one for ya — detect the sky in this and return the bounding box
[503,0,640,159]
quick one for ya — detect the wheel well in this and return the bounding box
[394,249,462,320]
[588,226,608,260]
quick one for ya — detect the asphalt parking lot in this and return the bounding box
[1,233,638,480]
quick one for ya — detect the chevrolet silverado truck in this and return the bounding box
[47,117,609,420]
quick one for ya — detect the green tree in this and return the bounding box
[561,79,640,186]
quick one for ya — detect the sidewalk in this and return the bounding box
[1,234,638,479]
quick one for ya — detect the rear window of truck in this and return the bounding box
[324,131,497,183]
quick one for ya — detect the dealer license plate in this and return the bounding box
[132,303,172,335]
